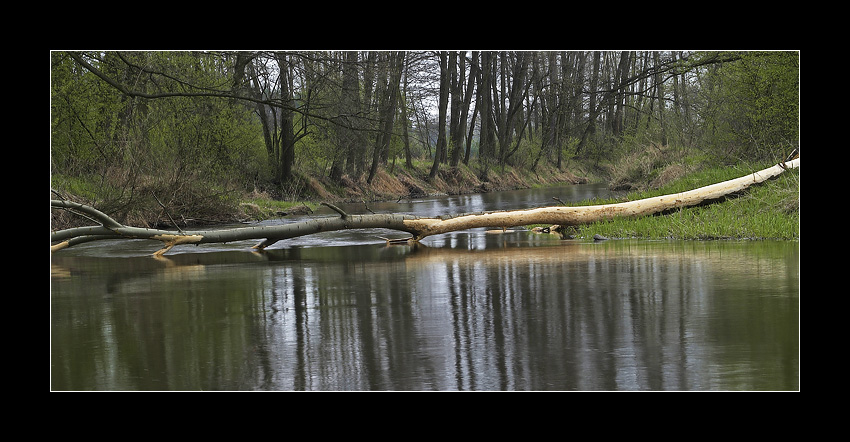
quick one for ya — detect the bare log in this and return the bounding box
[51,157,798,256]
[50,199,421,256]
[402,157,800,238]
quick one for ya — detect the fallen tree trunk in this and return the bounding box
[50,201,424,256]
[405,157,800,238]
[51,156,799,256]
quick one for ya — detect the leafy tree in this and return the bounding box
[718,51,799,160]
[683,51,798,162]
[52,51,266,224]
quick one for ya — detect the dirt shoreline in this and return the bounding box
[299,163,590,204]
[236,164,591,225]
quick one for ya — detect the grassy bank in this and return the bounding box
[562,157,800,241]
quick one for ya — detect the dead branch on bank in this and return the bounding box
[51,156,799,256]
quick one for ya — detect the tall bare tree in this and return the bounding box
[429,51,449,180]
[367,51,405,184]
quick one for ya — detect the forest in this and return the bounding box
[50,50,800,228]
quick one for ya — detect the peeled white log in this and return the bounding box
[51,157,798,255]
[402,157,799,239]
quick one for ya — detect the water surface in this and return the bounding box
[50,185,799,391]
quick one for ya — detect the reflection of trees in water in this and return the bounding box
[51,240,798,391]
[250,240,796,390]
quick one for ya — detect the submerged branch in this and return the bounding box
[51,157,799,256]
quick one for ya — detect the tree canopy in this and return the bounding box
[50,50,799,226]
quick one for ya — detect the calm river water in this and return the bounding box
[50,184,800,391]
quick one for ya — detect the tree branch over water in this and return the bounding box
[51,156,799,257]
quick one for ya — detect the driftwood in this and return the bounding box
[51,156,799,256]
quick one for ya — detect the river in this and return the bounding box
[50,184,800,391]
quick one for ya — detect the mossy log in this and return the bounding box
[51,156,799,256]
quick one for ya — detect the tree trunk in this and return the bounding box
[653,51,668,146]
[449,52,460,167]
[401,58,413,170]
[367,52,405,184]
[277,53,296,184]
[247,58,280,180]
[575,51,601,156]
[52,157,799,256]
[612,51,631,138]
[496,52,529,165]
[429,52,450,180]
[335,51,362,179]
[478,52,494,174]
[463,52,480,165]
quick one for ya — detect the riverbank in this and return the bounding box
[52,146,799,241]
[243,150,799,241]
[240,160,589,221]
[50,159,590,231]
[559,157,800,241]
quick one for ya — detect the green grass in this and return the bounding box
[570,163,799,241]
